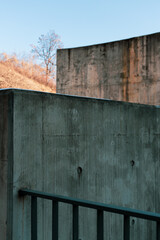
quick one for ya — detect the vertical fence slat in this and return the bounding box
[73,205,79,240]
[97,210,104,240]
[124,215,130,240]
[157,221,160,240]
[52,201,58,240]
[31,196,37,240]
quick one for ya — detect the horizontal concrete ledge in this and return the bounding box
[0,88,159,109]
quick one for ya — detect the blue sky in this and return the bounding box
[1,0,160,55]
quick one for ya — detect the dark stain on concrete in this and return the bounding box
[122,41,130,102]
[68,49,70,71]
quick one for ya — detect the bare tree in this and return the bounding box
[31,30,63,82]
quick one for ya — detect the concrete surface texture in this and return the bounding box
[1,89,160,239]
[57,32,160,105]
[0,92,13,240]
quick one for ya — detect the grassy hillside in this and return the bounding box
[0,53,56,93]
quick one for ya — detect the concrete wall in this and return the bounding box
[57,32,160,105]
[0,92,13,240]
[1,89,160,239]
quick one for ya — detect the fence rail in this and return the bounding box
[19,188,160,240]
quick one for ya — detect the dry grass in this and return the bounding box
[0,53,56,93]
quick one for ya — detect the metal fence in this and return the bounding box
[19,189,160,240]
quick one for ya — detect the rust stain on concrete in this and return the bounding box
[122,42,129,102]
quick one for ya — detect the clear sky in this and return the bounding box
[1,0,160,55]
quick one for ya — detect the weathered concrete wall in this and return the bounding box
[1,89,160,239]
[0,92,13,240]
[57,32,160,105]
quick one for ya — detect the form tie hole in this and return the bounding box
[77,167,82,175]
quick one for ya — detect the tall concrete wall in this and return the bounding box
[1,89,160,239]
[57,32,160,105]
[0,93,13,240]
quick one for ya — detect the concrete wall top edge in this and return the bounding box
[58,32,160,51]
[0,88,160,110]
[0,88,52,95]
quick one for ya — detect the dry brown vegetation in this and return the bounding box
[0,53,56,93]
